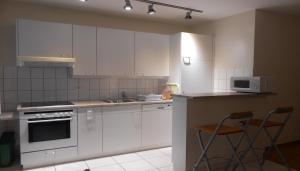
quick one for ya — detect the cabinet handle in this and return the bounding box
[157,106,165,109]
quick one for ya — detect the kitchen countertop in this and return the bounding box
[172,92,275,99]
[17,100,173,112]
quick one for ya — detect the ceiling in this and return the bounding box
[16,0,300,25]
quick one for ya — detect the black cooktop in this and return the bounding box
[21,101,74,108]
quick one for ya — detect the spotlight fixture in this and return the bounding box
[129,0,203,20]
[185,10,192,20]
[79,0,88,2]
[147,4,156,15]
[124,0,133,11]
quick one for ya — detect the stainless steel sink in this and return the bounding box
[103,99,137,103]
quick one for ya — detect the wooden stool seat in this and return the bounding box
[241,119,284,128]
[195,124,242,135]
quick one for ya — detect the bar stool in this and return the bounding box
[192,111,254,171]
[237,107,293,171]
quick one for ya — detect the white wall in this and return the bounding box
[191,11,256,91]
[169,33,213,94]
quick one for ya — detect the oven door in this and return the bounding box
[20,115,77,153]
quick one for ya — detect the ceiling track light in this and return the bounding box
[79,0,88,2]
[185,11,192,20]
[124,0,133,11]
[129,0,203,20]
[147,4,156,15]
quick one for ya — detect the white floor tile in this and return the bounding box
[90,164,124,171]
[120,160,156,171]
[137,149,165,159]
[113,153,143,164]
[55,161,88,171]
[25,167,55,171]
[86,157,117,168]
[159,147,172,156]
[145,156,172,168]
[159,166,174,171]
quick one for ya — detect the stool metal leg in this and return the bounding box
[244,131,264,171]
[197,130,212,171]
[192,131,218,171]
[224,132,246,170]
[225,135,246,171]
[262,128,291,171]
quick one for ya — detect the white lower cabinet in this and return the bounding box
[142,104,172,148]
[21,147,77,169]
[102,105,141,154]
[78,108,102,158]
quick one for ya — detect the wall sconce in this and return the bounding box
[183,57,191,65]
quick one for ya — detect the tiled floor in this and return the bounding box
[2,147,296,171]
[25,147,173,171]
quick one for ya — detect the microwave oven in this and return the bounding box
[230,76,272,93]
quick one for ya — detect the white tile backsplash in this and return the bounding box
[31,91,44,102]
[56,79,68,90]
[4,79,17,91]
[90,90,100,100]
[0,66,3,78]
[68,90,78,101]
[56,68,68,78]
[78,89,90,100]
[4,91,17,103]
[18,67,30,78]
[31,79,44,91]
[44,79,56,90]
[56,90,68,101]
[18,79,31,91]
[30,68,44,78]
[90,79,100,90]
[4,66,17,78]
[44,91,57,102]
[68,79,78,90]
[0,66,162,112]
[44,68,55,78]
[18,91,31,103]
[78,79,90,90]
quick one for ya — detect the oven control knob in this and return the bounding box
[36,114,41,118]
[41,114,46,117]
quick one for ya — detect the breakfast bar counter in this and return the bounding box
[172,92,275,171]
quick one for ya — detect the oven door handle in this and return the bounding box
[27,118,72,123]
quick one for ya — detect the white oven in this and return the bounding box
[19,109,77,153]
[230,76,272,93]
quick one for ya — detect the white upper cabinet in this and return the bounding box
[135,32,170,77]
[73,25,97,76]
[17,19,72,57]
[98,28,134,76]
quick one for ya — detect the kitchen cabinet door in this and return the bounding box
[78,108,102,158]
[102,105,141,154]
[54,147,78,164]
[135,32,170,76]
[73,25,97,76]
[21,150,54,169]
[142,104,172,148]
[17,19,72,57]
[98,28,134,76]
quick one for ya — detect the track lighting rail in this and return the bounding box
[133,0,203,13]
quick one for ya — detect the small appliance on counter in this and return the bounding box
[161,83,179,100]
[230,76,272,93]
[137,94,163,101]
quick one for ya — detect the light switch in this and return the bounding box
[183,57,191,65]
